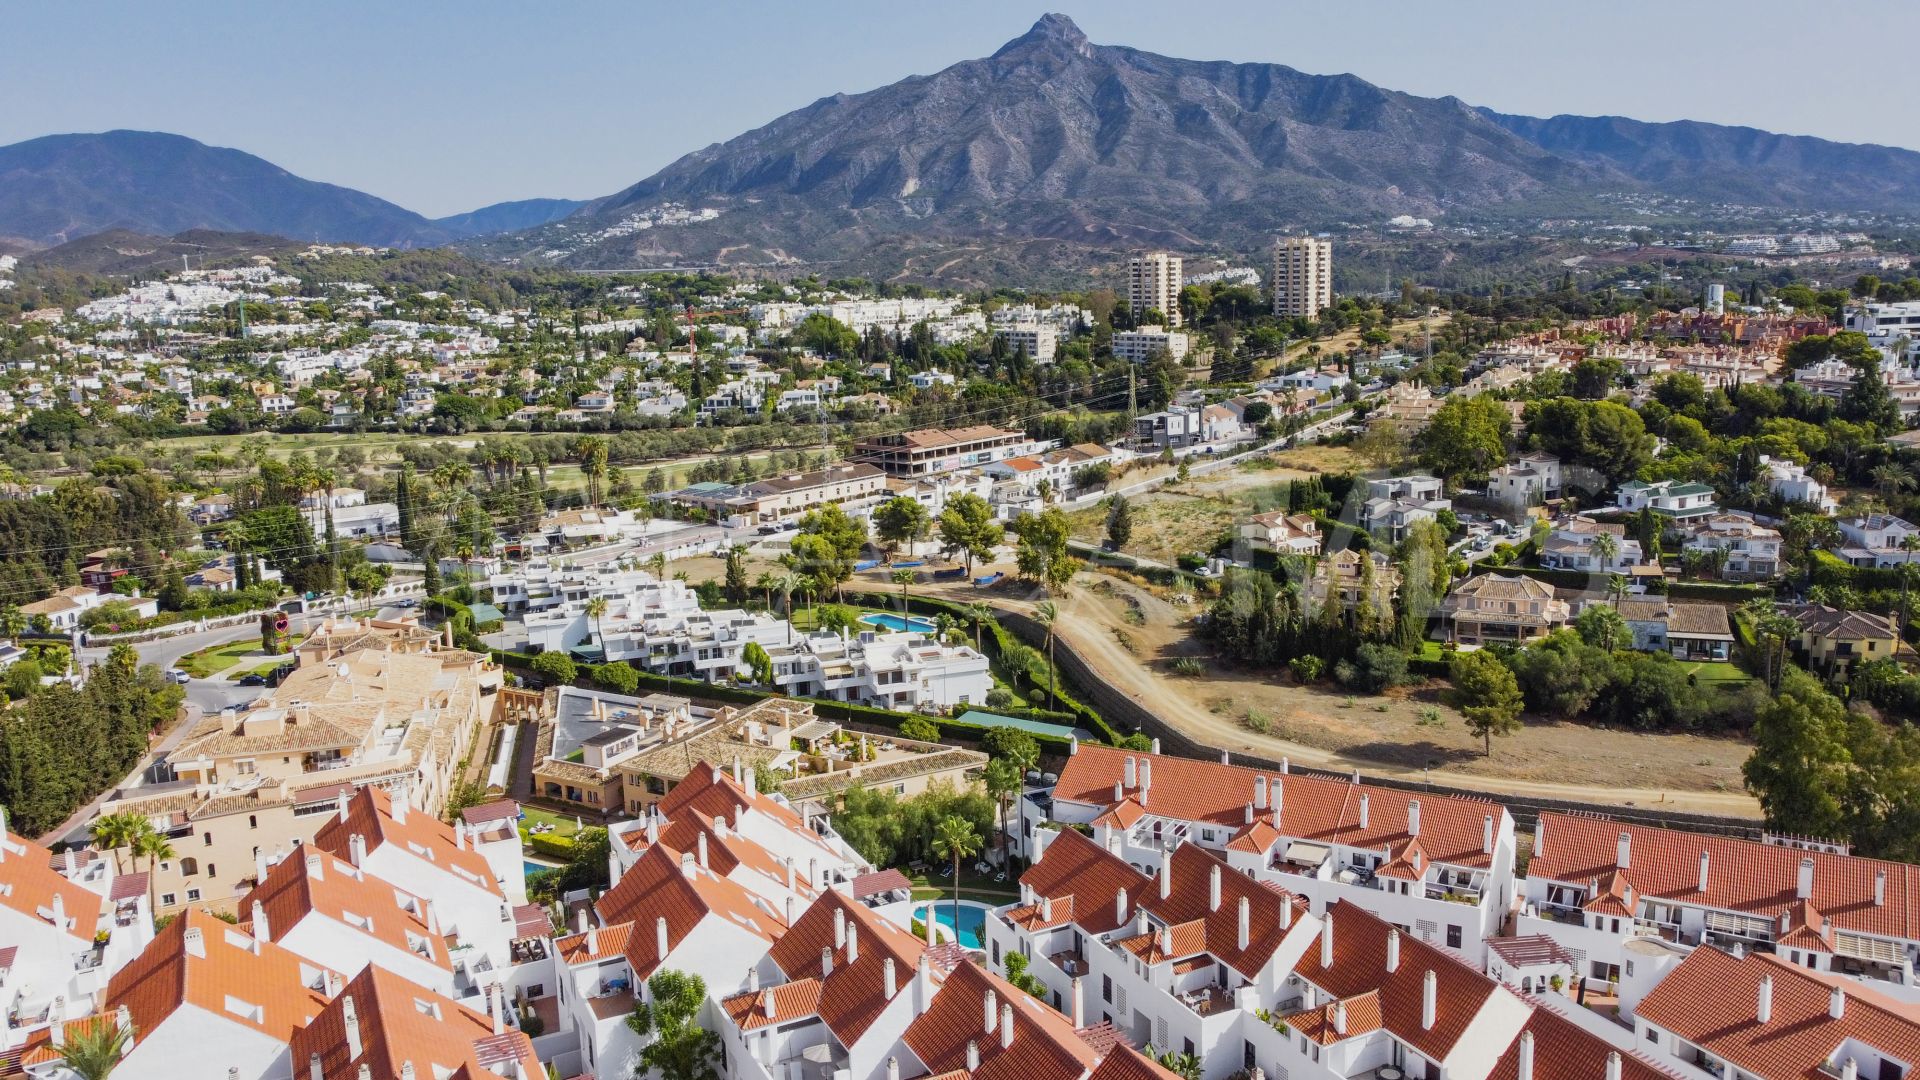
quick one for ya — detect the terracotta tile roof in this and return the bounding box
[1636,948,1920,1080]
[554,922,633,964]
[1085,1044,1183,1080]
[1285,989,1386,1045]
[461,800,520,826]
[767,888,926,1045]
[1292,901,1509,1064]
[1075,1021,1129,1056]
[720,977,824,1032]
[659,758,806,832]
[1130,843,1307,979]
[850,868,913,898]
[0,830,105,940]
[313,786,502,898]
[291,963,538,1080]
[1054,744,1504,870]
[1532,813,1920,944]
[1012,827,1151,936]
[241,845,452,973]
[106,908,337,1048]
[1486,1002,1683,1080]
[902,959,1099,1080]
[107,871,148,902]
[632,809,819,902]
[595,842,785,981]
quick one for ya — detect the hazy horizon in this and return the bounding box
[7,1,1918,217]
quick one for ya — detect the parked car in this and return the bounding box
[238,673,266,686]
[165,668,190,685]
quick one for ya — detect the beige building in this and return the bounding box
[530,689,985,818]
[1306,548,1401,620]
[1441,573,1572,645]
[1273,236,1333,319]
[96,617,502,916]
[1126,251,1184,327]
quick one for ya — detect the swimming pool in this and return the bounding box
[916,899,990,949]
[523,859,563,882]
[861,612,938,634]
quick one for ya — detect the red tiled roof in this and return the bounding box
[0,831,106,940]
[1086,1045,1183,1080]
[1286,990,1386,1045]
[1132,843,1307,979]
[902,960,1098,1080]
[1292,901,1510,1064]
[1012,827,1150,935]
[767,888,926,1045]
[108,871,148,902]
[850,868,912,898]
[1532,813,1920,944]
[1636,948,1920,1080]
[313,786,502,899]
[1054,745,1503,869]
[595,842,785,981]
[720,977,824,1032]
[512,903,551,941]
[107,909,337,1048]
[241,845,452,973]
[461,800,520,826]
[554,923,633,965]
[292,963,538,1080]
[1486,1002,1682,1080]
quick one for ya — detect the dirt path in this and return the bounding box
[919,570,1761,819]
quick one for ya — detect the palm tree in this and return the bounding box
[1873,463,1915,502]
[1901,535,1920,633]
[0,601,26,640]
[1034,601,1059,705]
[934,613,956,644]
[131,828,174,914]
[967,602,994,652]
[585,597,609,654]
[647,552,668,582]
[91,813,148,875]
[983,758,1021,861]
[57,1016,132,1080]
[891,568,916,610]
[1587,532,1620,574]
[930,815,981,942]
[755,571,778,610]
[1606,573,1630,608]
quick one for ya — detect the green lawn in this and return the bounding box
[180,637,298,678]
[909,864,1020,905]
[518,805,585,841]
[1680,660,1752,686]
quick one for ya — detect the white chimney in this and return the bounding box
[1831,985,1846,1020]
[1209,865,1222,912]
[888,1058,900,1080]
[647,815,660,846]
[1876,870,1887,907]
[764,985,777,1019]
[697,832,708,870]
[391,790,407,824]
[1534,817,1546,857]
[184,927,206,958]
[1334,1000,1348,1036]
[1421,970,1437,1030]
[1757,975,1773,1025]
[966,1041,980,1072]
[1273,779,1283,827]
[1159,858,1171,900]
[835,908,847,949]
[344,995,362,1059]
[1281,758,1290,774]
[1115,889,1129,925]
[983,989,997,1035]
[656,915,669,961]
[454,821,466,851]
[1516,1031,1534,1080]
[1358,794,1370,830]
[1698,851,1710,893]
[1124,757,1137,789]
[1071,977,1085,1028]
[349,833,367,867]
[1483,814,1494,855]
[336,790,350,822]
[252,900,269,945]
[1237,897,1250,950]
[587,923,599,956]
[1385,929,1400,973]
[50,893,65,931]
[1278,894,1292,930]
[1615,831,1631,869]
[1844,1060,1860,1080]
[311,1053,325,1080]
[1407,800,1420,837]
[1254,776,1267,810]
[1140,759,1151,791]
[847,924,859,964]
[821,947,833,978]
[884,957,897,998]
[575,907,588,934]
[489,984,503,1036]
[1113,781,1124,802]
[1605,1053,1622,1080]
[1041,895,1053,923]
[1320,913,1334,968]
[1000,1003,1014,1049]
[917,954,934,1014]
[1798,857,1815,900]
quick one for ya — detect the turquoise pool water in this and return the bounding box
[917,900,987,949]
[861,612,938,634]
[524,860,562,881]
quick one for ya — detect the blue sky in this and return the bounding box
[6,1,1916,217]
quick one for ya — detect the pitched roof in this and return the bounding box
[720,977,825,1032]
[312,786,501,898]
[1531,813,1920,944]
[1007,827,1151,935]
[902,959,1099,1080]
[1109,842,1307,980]
[1291,901,1508,1064]
[0,830,105,940]
[241,845,452,973]
[1636,948,1920,1080]
[766,888,926,1045]
[594,842,785,980]
[106,908,337,1047]
[1485,1002,1682,1080]
[291,963,539,1080]
[1784,602,1897,642]
[1053,744,1504,870]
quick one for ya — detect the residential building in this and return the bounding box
[1441,575,1572,645]
[303,500,400,540]
[21,585,157,630]
[1112,327,1190,364]
[1846,300,1920,336]
[1836,514,1920,568]
[1270,368,1350,396]
[1521,811,1920,999]
[1127,252,1184,327]
[1238,511,1322,557]
[1682,512,1784,580]
[769,628,992,711]
[1272,237,1334,319]
[995,322,1059,363]
[668,463,890,528]
[1036,744,1519,967]
[1783,602,1902,676]
[1305,549,1399,619]
[1361,475,1450,543]
[1613,480,1717,522]
[1607,599,1735,660]
[851,426,1035,479]
[1538,518,1642,574]
[1762,455,1837,513]
[290,963,541,1080]
[1487,453,1564,508]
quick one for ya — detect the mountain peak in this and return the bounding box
[993,13,1093,61]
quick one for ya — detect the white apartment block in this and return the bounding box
[1127,253,1184,327]
[1762,455,1838,513]
[1112,327,1190,364]
[995,323,1059,363]
[1683,512,1784,580]
[768,628,992,712]
[1273,237,1333,320]
[1835,514,1920,568]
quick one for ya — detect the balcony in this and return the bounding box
[1048,947,1087,978]
[1423,882,1483,906]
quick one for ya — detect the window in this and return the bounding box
[248,815,257,830]
[180,858,199,876]
[161,893,176,907]
[1102,975,1112,1003]
[1646,1026,1657,1044]
[1446,925,1462,949]
[207,864,215,879]
[186,889,201,902]
[203,832,213,846]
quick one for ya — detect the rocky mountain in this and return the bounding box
[478,14,1920,281]
[18,228,309,275]
[0,131,580,250]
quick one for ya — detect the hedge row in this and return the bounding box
[527,832,575,859]
[1812,549,1905,593]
